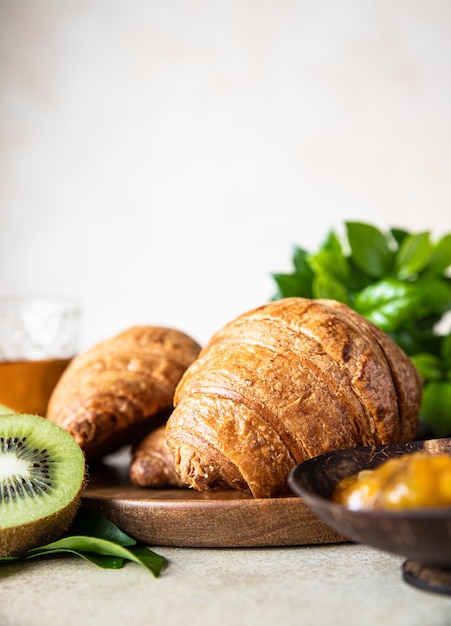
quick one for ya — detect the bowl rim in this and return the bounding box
[288,437,451,520]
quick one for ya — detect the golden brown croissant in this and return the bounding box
[130,424,186,488]
[165,298,422,498]
[46,326,201,460]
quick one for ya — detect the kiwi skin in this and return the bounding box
[0,413,87,557]
[0,496,83,557]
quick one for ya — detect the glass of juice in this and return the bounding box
[0,296,81,416]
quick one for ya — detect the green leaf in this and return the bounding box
[346,222,394,278]
[389,325,444,357]
[127,546,166,575]
[354,279,417,332]
[389,228,410,247]
[308,230,350,286]
[271,272,313,299]
[0,404,14,415]
[312,273,351,304]
[24,536,164,576]
[23,544,126,570]
[292,245,313,275]
[421,381,451,437]
[426,233,451,275]
[441,333,451,368]
[346,261,374,293]
[419,278,451,316]
[0,506,166,576]
[70,506,136,547]
[355,278,451,332]
[308,249,347,286]
[395,231,434,279]
[410,353,444,382]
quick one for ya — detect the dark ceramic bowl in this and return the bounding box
[289,438,451,593]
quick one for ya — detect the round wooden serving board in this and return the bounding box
[82,451,346,548]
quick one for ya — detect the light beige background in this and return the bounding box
[1,1,450,349]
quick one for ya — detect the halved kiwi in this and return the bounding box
[0,413,86,557]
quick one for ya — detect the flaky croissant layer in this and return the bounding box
[166,298,422,498]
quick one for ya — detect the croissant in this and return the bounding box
[130,424,186,488]
[165,297,422,498]
[46,326,201,460]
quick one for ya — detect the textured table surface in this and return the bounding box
[1,542,449,626]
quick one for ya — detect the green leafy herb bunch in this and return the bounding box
[271,221,451,437]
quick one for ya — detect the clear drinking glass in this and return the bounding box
[0,296,81,416]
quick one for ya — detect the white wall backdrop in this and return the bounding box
[1,0,451,350]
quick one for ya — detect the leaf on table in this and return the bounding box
[25,536,165,577]
[0,506,166,577]
[70,506,136,546]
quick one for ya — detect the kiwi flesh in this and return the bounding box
[0,413,86,557]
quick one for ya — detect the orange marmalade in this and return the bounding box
[333,452,451,511]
